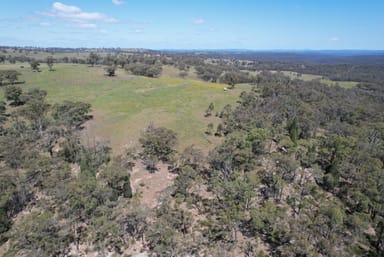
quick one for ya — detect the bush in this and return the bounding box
[126,63,162,78]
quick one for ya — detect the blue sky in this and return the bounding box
[0,0,383,49]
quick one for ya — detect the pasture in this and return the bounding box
[0,63,247,152]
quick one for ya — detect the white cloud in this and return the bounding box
[193,17,205,25]
[77,23,97,29]
[53,2,80,13]
[39,22,51,27]
[42,2,117,25]
[112,0,125,6]
[331,37,340,41]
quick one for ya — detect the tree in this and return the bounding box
[46,56,54,71]
[0,120,35,168]
[0,101,6,124]
[103,54,119,66]
[0,208,11,243]
[215,123,224,137]
[139,124,178,167]
[146,204,194,256]
[89,214,123,254]
[99,163,132,199]
[29,60,40,72]
[4,85,23,106]
[222,71,239,89]
[179,71,188,78]
[249,200,286,239]
[20,88,47,103]
[51,101,92,130]
[143,154,159,172]
[206,123,214,135]
[195,64,222,82]
[105,65,116,76]
[78,141,111,174]
[88,52,100,66]
[5,211,70,257]
[375,221,384,257]
[18,90,50,137]
[4,70,21,85]
[117,203,148,243]
[60,173,114,252]
[169,145,205,174]
[205,102,214,117]
[126,63,162,78]
[117,55,127,68]
[288,116,299,146]
[219,104,232,119]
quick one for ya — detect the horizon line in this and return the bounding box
[1,46,384,52]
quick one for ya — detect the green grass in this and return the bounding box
[1,62,357,153]
[0,63,248,153]
[319,79,357,88]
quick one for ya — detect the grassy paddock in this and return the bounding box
[0,63,247,153]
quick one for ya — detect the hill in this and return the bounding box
[0,50,383,257]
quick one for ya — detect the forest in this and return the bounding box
[0,48,383,256]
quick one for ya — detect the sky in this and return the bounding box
[0,0,383,50]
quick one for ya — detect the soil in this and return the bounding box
[130,160,177,209]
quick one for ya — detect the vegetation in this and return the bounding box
[87,52,100,66]
[126,62,162,78]
[0,47,383,256]
[46,56,54,71]
[29,60,40,72]
[0,70,21,86]
[105,65,116,76]
[0,87,134,256]
[198,71,384,256]
[139,124,178,171]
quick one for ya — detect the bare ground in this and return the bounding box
[130,161,177,209]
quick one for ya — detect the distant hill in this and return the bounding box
[160,49,384,64]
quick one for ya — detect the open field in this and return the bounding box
[0,63,248,153]
[0,61,358,153]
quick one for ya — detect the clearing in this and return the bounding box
[0,63,248,152]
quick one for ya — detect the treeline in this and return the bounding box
[194,64,254,85]
[175,50,384,64]
[3,48,384,83]
[163,51,384,83]
[238,61,384,83]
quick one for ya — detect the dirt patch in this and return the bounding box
[130,161,177,209]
